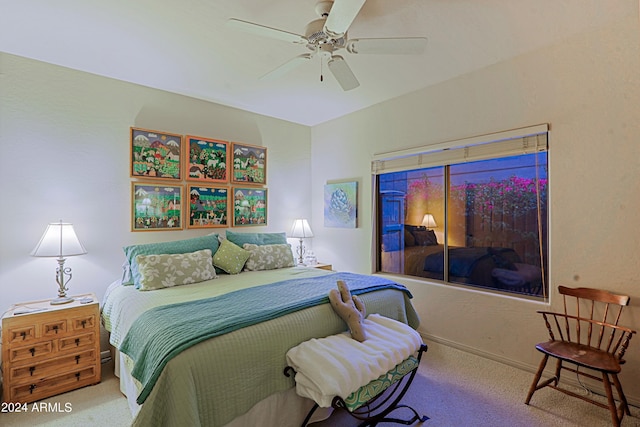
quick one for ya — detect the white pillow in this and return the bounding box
[136,249,216,291]
[243,243,295,271]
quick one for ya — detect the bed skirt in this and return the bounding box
[114,348,333,427]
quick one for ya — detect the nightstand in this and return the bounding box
[1,293,101,403]
[311,263,333,271]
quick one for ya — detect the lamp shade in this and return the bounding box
[421,214,437,229]
[31,221,87,258]
[290,219,314,238]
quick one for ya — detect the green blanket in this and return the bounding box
[119,272,411,404]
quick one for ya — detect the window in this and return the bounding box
[374,126,548,299]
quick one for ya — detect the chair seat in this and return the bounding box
[536,340,621,373]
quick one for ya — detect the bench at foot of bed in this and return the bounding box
[310,344,428,426]
[284,314,429,426]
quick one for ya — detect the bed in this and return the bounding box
[101,233,420,427]
[384,242,542,294]
[420,245,522,287]
[382,225,526,289]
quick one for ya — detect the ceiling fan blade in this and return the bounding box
[327,55,359,91]
[260,54,313,80]
[226,18,308,45]
[346,37,428,55]
[324,0,367,38]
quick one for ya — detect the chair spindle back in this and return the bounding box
[556,285,631,360]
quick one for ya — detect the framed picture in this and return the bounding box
[130,127,182,180]
[132,182,183,231]
[231,143,267,185]
[232,187,267,226]
[324,181,358,228]
[186,185,230,229]
[185,136,229,183]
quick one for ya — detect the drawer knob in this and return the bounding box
[53,325,59,334]
[29,366,35,376]
[29,384,36,394]
[75,355,80,364]
[29,348,35,357]
[20,331,27,340]
[75,338,80,346]
[75,372,81,381]
[81,320,87,328]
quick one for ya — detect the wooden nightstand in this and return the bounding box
[1,293,101,403]
[311,263,333,271]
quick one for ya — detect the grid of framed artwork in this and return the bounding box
[129,127,268,231]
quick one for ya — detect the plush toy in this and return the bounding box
[329,280,367,342]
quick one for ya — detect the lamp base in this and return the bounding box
[296,238,305,266]
[50,296,74,305]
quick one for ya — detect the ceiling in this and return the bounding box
[0,0,631,126]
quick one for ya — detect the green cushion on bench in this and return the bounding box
[343,355,419,412]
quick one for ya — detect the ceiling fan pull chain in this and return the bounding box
[320,60,324,82]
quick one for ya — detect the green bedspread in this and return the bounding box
[102,267,420,427]
[119,272,411,404]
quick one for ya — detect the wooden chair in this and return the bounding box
[525,286,636,426]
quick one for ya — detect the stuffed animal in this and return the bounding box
[329,280,367,342]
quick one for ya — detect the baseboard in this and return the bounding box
[420,332,640,409]
[421,333,537,372]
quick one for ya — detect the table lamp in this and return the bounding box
[31,220,87,305]
[290,219,314,265]
[421,214,437,229]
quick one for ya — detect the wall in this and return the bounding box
[0,52,312,310]
[310,10,640,401]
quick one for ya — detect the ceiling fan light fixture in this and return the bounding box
[305,18,346,50]
[305,19,327,44]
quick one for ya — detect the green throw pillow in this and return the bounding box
[213,239,251,274]
[136,249,216,291]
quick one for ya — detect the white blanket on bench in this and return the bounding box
[285,314,423,408]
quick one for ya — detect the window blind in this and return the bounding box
[371,124,549,174]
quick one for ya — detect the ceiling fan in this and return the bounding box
[227,0,427,91]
